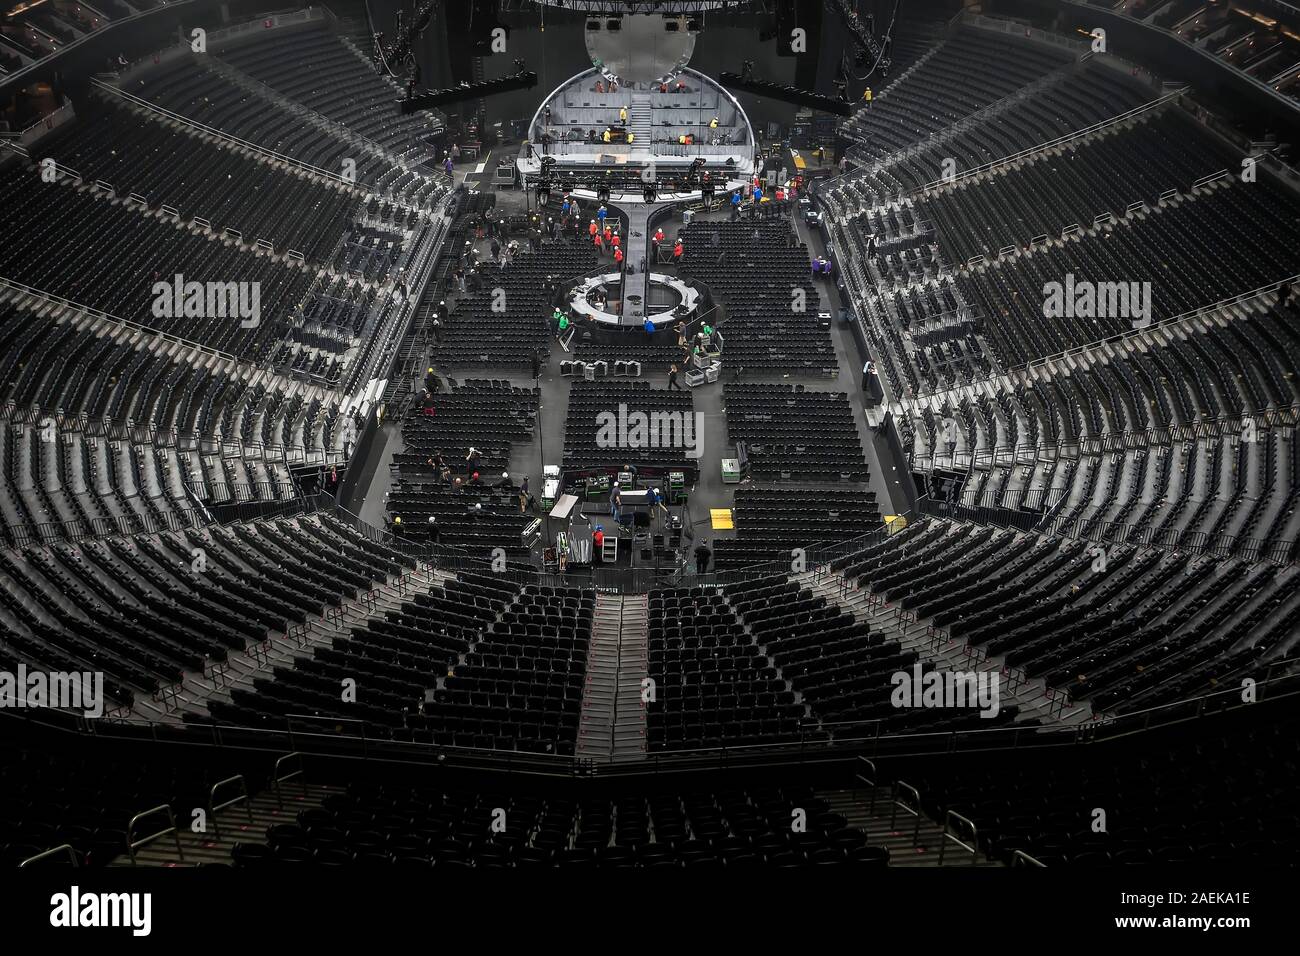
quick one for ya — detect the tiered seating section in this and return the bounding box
[841,27,1074,161]
[198,574,593,757]
[234,781,884,867]
[0,512,411,710]
[832,517,1299,716]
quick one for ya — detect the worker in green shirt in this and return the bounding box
[558,313,570,334]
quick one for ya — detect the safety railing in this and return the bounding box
[19,844,80,868]
[207,775,254,842]
[854,756,879,813]
[889,780,924,847]
[273,752,306,808]
[126,804,184,864]
[1011,849,1046,867]
[937,809,980,865]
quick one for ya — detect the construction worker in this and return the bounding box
[614,246,624,267]
[863,86,873,107]
[589,219,598,239]
[709,116,718,130]
[597,204,608,225]
[603,224,613,246]
[603,128,611,144]
[672,238,683,262]
[611,232,621,253]
[678,133,686,146]
[619,105,627,124]
[626,131,635,145]
[558,312,570,335]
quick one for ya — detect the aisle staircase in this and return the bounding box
[113,776,341,866]
[576,593,649,761]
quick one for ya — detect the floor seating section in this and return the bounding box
[564,382,698,473]
[677,219,834,374]
[724,384,868,481]
[713,487,883,571]
[441,241,599,368]
[386,382,539,565]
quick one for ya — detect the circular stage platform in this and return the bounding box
[568,271,700,329]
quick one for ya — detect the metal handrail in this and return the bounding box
[855,756,879,813]
[126,804,184,864]
[273,752,306,808]
[207,774,253,842]
[19,844,80,868]
[1011,849,1046,867]
[938,809,979,865]
[889,780,923,847]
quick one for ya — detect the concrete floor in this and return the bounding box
[356,151,912,558]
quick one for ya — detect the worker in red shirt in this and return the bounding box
[588,219,598,238]
[614,246,624,266]
[594,233,604,254]
[603,224,613,245]
[672,239,683,262]
[611,231,621,251]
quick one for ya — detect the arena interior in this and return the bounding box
[1,0,1298,911]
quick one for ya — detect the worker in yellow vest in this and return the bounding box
[619,106,627,124]
[863,87,873,107]
[709,116,718,130]
[603,128,611,144]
